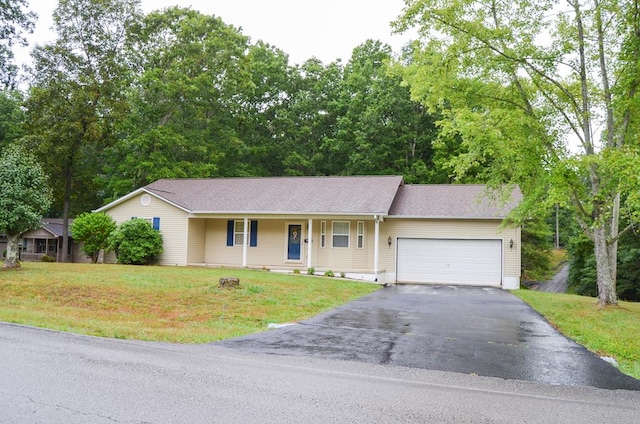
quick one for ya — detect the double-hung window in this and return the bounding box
[227,220,258,247]
[234,220,245,246]
[320,221,327,248]
[357,221,364,249]
[332,221,350,248]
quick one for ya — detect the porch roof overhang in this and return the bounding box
[187,211,387,219]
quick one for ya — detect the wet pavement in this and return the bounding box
[536,263,570,293]
[219,285,640,390]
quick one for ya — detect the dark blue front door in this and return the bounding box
[288,224,301,260]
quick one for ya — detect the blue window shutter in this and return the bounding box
[152,217,160,230]
[250,220,258,247]
[226,220,234,246]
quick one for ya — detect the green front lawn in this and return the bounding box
[2,263,638,381]
[0,262,379,343]
[514,290,640,380]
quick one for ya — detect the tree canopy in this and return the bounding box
[24,0,142,261]
[0,0,36,89]
[0,145,52,268]
[394,0,640,306]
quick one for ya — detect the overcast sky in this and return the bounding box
[19,0,413,66]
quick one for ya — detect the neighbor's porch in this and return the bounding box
[20,236,74,262]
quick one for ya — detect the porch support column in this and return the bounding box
[307,218,313,269]
[242,217,249,267]
[374,215,380,281]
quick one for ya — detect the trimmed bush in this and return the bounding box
[70,212,116,263]
[109,219,163,265]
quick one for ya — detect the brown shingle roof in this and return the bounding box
[388,185,522,218]
[144,175,404,215]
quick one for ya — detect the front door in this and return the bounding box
[287,224,302,260]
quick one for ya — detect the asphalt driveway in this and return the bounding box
[219,285,640,390]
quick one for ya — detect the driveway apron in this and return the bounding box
[218,285,640,390]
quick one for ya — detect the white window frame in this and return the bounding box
[234,220,247,246]
[357,221,365,249]
[135,217,160,230]
[320,221,327,248]
[332,221,350,248]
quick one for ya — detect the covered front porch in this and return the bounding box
[20,236,73,262]
[185,215,388,281]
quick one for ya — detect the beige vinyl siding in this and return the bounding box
[72,243,92,263]
[199,217,375,272]
[380,218,520,278]
[204,219,303,267]
[104,193,189,266]
[247,220,289,267]
[204,219,239,264]
[187,219,206,263]
[312,219,373,272]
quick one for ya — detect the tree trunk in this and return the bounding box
[593,224,618,307]
[61,169,72,263]
[3,234,21,269]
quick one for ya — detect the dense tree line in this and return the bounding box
[7,2,447,218]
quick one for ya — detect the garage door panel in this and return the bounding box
[397,238,502,286]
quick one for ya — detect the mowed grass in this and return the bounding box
[514,290,640,380]
[0,262,379,343]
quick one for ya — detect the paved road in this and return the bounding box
[536,264,570,293]
[220,285,640,390]
[1,322,640,424]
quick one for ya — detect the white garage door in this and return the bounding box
[397,238,502,286]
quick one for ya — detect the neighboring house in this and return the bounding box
[19,218,89,263]
[96,176,522,289]
[0,236,7,258]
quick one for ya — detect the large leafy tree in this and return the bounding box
[234,41,295,177]
[334,40,440,181]
[0,0,36,89]
[279,58,343,176]
[103,7,253,198]
[0,145,52,268]
[395,0,640,306]
[24,0,142,260]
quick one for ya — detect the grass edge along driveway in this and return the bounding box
[0,262,378,343]
[514,289,640,381]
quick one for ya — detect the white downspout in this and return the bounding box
[374,215,380,281]
[242,217,249,267]
[307,218,313,269]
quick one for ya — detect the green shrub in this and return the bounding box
[40,254,55,262]
[71,212,116,263]
[324,270,334,277]
[109,219,163,265]
[307,267,315,275]
[293,269,300,274]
